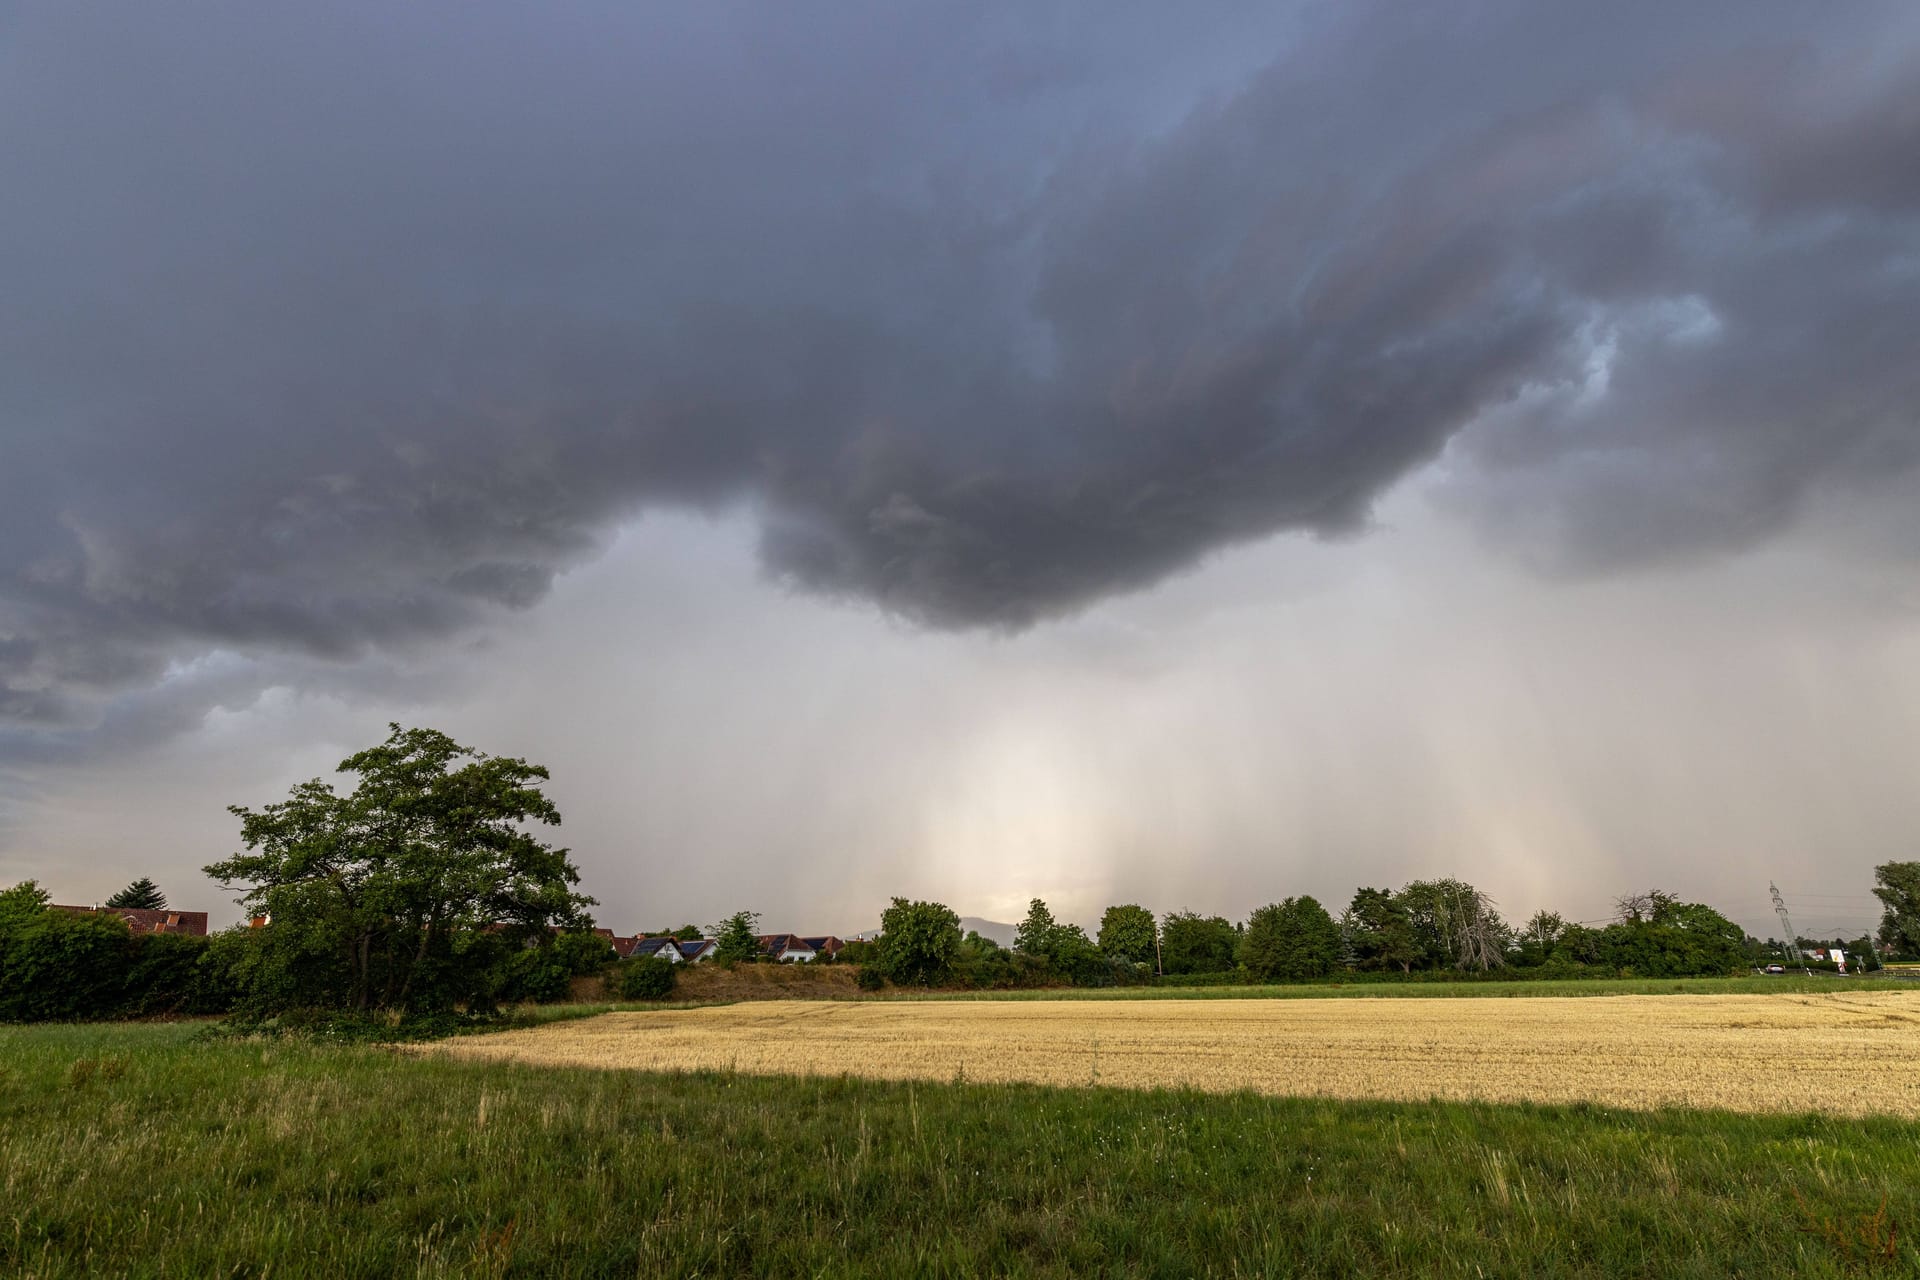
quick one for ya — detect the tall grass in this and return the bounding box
[2,1020,1915,1277]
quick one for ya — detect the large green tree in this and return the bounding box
[1519,910,1567,964]
[1873,862,1920,957]
[1240,896,1343,981]
[1594,894,1745,976]
[1013,899,1058,957]
[205,724,595,1013]
[1345,887,1419,972]
[1158,911,1240,975]
[1011,898,1105,979]
[878,898,962,986]
[1097,904,1158,965]
[105,878,167,911]
[1546,892,1745,976]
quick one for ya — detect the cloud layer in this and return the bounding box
[4,2,1919,746]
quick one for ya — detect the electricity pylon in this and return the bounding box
[1770,882,1801,962]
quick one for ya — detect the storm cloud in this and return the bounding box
[4,1,1920,746]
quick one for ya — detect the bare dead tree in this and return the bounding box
[1614,891,1656,924]
[1453,886,1508,971]
[1615,889,1680,925]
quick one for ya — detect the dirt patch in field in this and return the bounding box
[438,992,1920,1117]
[566,964,863,1004]
[669,963,863,1001]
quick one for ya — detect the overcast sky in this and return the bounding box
[3,2,1916,938]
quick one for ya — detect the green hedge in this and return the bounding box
[1,880,625,1023]
[0,890,237,1021]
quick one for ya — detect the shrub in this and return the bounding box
[856,966,885,991]
[953,947,1057,989]
[617,955,677,1000]
[500,945,575,1004]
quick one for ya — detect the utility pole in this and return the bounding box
[1770,882,1802,965]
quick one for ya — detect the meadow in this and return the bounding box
[2,990,1917,1277]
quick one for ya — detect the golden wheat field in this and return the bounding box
[437,992,1920,1117]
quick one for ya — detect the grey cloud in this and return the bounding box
[3,2,1919,749]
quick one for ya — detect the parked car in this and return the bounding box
[1764,964,1785,974]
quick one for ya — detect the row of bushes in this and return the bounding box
[0,886,235,1021]
[0,881,683,1023]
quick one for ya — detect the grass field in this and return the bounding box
[443,991,1920,1117]
[4,1017,1918,1278]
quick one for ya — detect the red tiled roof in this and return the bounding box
[51,905,209,937]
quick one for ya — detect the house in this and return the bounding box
[52,905,209,937]
[629,936,684,962]
[757,933,818,962]
[618,936,717,963]
[610,932,837,964]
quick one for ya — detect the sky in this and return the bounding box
[2,2,1917,939]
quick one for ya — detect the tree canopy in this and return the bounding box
[204,724,595,1013]
[1551,892,1746,976]
[1159,911,1240,975]
[878,898,962,986]
[1013,899,1059,958]
[106,878,167,911]
[1097,904,1158,965]
[711,911,762,965]
[1241,896,1342,981]
[1345,887,1419,973]
[1873,862,1920,957]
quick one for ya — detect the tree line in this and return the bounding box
[3,723,1916,1020]
[852,879,1793,990]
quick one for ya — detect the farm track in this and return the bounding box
[438,991,1920,1117]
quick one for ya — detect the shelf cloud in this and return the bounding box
[3,0,1919,754]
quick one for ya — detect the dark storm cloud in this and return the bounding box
[3,2,1919,744]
